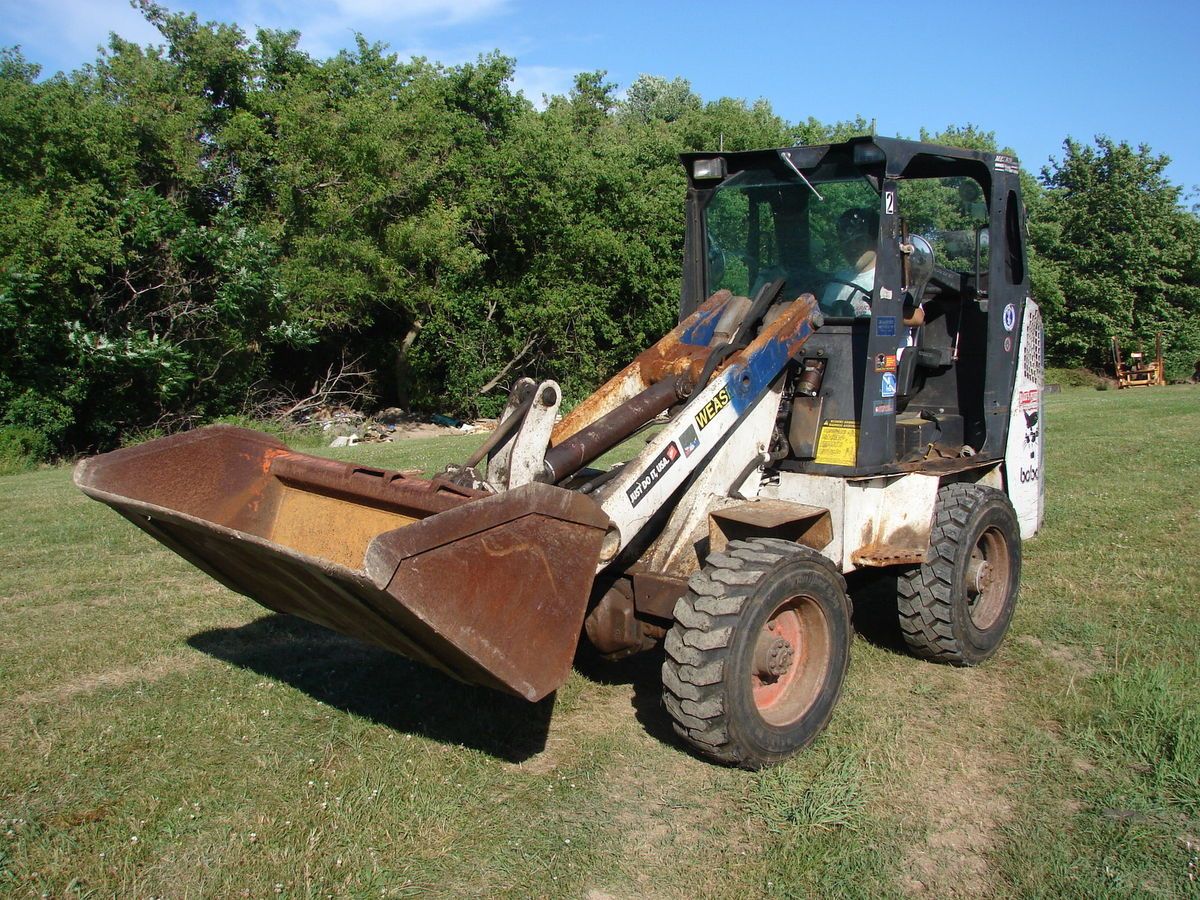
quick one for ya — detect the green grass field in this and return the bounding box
[2,387,1198,898]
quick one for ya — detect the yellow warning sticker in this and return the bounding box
[814,420,858,467]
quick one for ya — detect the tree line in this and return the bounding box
[2,3,1198,458]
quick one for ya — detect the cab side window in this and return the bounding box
[897,176,989,274]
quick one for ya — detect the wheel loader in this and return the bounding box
[76,136,1044,769]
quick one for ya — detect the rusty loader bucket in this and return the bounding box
[74,426,611,701]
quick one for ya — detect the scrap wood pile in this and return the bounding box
[307,406,491,446]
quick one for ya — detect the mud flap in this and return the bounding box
[74,426,611,701]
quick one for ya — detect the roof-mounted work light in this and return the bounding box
[692,158,727,181]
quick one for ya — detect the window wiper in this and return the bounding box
[778,152,824,201]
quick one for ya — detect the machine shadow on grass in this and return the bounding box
[188,614,554,763]
[188,573,912,763]
[573,643,681,750]
[845,569,912,657]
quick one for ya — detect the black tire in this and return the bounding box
[897,482,1021,666]
[661,539,852,769]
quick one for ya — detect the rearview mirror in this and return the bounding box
[902,234,935,306]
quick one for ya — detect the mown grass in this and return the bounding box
[2,386,1198,898]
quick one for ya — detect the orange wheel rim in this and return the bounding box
[751,595,830,727]
[965,525,1011,630]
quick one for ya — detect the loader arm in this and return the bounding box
[593,294,819,561]
[464,288,748,494]
[550,289,739,446]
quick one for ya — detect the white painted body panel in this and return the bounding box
[1002,301,1045,538]
[760,472,938,573]
[758,473,846,567]
[640,384,783,577]
[843,474,940,568]
[596,371,764,562]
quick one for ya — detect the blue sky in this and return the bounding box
[3,0,1197,195]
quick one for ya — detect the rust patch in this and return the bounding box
[629,568,687,619]
[261,446,290,474]
[851,543,929,567]
[711,294,818,379]
[852,523,929,567]
[708,500,832,555]
[552,291,737,445]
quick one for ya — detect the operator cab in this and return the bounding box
[680,137,1030,476]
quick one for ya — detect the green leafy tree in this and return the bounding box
[1034,137,1200,375]
[619,74,700,124]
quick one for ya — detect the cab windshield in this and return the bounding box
[705,170,881,316]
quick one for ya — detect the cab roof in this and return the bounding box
[681,136,1017,190]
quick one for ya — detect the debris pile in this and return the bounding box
[315,405,484,447]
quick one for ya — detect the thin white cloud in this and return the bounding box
[0,0,161,73]
[1,0,571,113]
[231,0,512,63]
[510,63,576,109]
[236,0,508,34]
[330,0,508,25]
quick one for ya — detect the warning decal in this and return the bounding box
[814,420,858,467]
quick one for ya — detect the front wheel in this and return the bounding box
[662,539,851,769]
[897,483,1021,665]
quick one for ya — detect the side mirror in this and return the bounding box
[901,233,935,306]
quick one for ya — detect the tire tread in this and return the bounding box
[661,539,845,767]
[897,482,1019,666]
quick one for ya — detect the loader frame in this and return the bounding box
[77,136,1045,768]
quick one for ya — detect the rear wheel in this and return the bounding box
[662,539,851,769]
[897,483,1021,665]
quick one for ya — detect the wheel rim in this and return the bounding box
[750,594,831,727]
[965,524,1011,630]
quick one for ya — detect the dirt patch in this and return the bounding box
[322,415,496,446]
[51,805,111,829]
[1015,634,1097,677]
[10,652,204,709]
[512,685,633,775]
[898,748,1015,896]
[606,742,718,861]
[887,670,1016,898]
[519,676,745,900]
[388,420,487,441]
